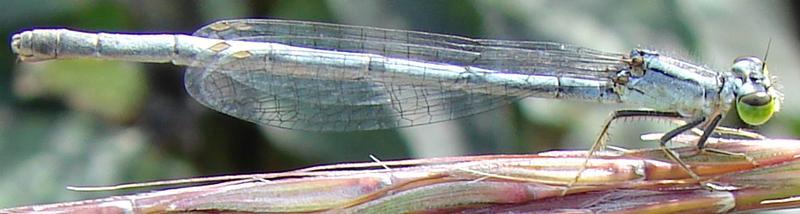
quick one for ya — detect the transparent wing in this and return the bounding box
[194,19,626,77]
[184,19,626,131]
[185,67,522,131]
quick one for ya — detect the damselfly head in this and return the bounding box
[730,56,781,125]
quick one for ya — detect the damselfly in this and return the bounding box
[11,19,782,187]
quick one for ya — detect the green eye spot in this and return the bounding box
[736,94,776,125]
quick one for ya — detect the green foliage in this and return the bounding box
[16,60,147,123]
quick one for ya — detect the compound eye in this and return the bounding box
[731,57,764,78]
[732,60,751,79]
[736,92,776,125]
[740,92,771,106]
[734,56,761,64]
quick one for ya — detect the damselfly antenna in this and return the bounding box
[763,38,772,67]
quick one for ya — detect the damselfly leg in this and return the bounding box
[562,110,747,195]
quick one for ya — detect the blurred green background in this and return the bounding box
[2,0,799,208]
